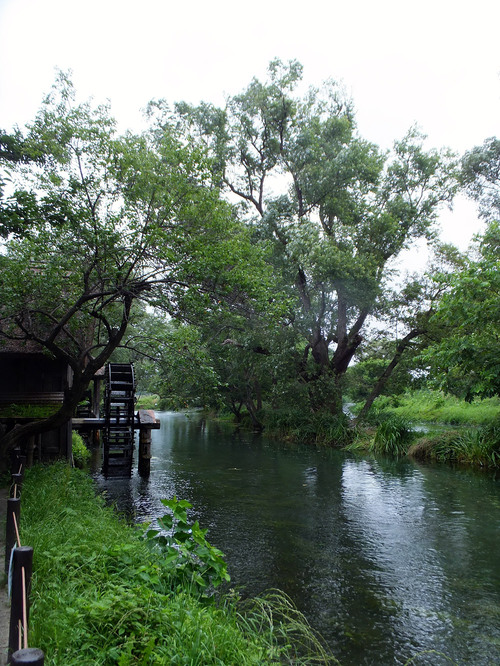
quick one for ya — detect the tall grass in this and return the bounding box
[409,418,500,467]
[20,463,334,665]
[371,416,416,457]
[366,390,500,426]
[71,431,91,468]
[262,408,353,447]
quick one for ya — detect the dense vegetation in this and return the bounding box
[346,391,500,467]
[1,59,499,664]
[0,59,499,457]
[20,463,333,665]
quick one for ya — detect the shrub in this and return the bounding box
[408,421,500,467]
[71,431,90,468]
[371,416,415,457]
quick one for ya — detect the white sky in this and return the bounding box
[1,0,499,255]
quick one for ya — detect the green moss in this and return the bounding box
[0,403,60,418]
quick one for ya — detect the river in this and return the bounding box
[94,411,500,665]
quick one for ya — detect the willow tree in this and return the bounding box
[173,60,458,414]
[0,74,272,460]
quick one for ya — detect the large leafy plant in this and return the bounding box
[144,497,230,595]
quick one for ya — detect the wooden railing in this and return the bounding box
[0,393,64,406]
[4,457,45,665]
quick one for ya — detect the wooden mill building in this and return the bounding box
[0,343,158,477]
[0,341,73,465]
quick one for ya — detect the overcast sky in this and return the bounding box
[1,0,499,254]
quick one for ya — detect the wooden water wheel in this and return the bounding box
[102,363,136,477]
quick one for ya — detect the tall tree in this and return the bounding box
[461,137,500,220]
[421,137,500,402]
[174,60,458,414]
[0,74,272,460]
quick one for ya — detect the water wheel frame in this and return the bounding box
[102,363,136,477]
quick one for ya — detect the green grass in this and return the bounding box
[408,419,500,468]
[364,390,500,426]
[370,416,416,457]
[71,431,91,468]
[20,462,333,665]
[135,394,161,410]
[347,392,500,468]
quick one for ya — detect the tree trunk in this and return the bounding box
[357,329,423,421]
[244,393,263,431]
[0,295,133,471]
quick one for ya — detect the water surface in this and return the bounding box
[95,412,500,665]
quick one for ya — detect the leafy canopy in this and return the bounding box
[422,221,500,401]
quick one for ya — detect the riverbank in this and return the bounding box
[231,391,500,469]
[344,391,500,467]
[19,462,332,665]
[359,389,500,426]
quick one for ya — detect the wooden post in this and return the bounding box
[10,648,45,664]
[137,410,156,478]
[10,454,26,477]
[5,498,21,575]
[138,427,152,477]
[10,474,23,499]
[9,547,33,658]
[92,377,100,448]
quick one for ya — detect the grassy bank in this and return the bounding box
[260,409,353,448]
[363,390,500,426]
[254,391,500,469]
[20,463,332,665]
[346,417,500,467]
[348,391,500,468]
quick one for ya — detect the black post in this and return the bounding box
[5,498,21,575]
[8,547,33,658]
[138,427,152,477]
[10,648,44,665]
[10,453,26,477]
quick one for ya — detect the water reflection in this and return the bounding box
[94,412,500,666]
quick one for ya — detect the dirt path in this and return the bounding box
[0,487,10,666]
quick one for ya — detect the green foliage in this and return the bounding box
[422,221,500,402]
[365,389,500,426]
[0,72,277,456]
[461,136,500,220]
[409,419,500,467]
[0,403,60,418]
[174,60,458,417]
[371,416,416,456]
[144,496,230,595]
[135,394,160,410]
[20,463,335,664]
[262,408,353,447]
[71,431,90,468]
